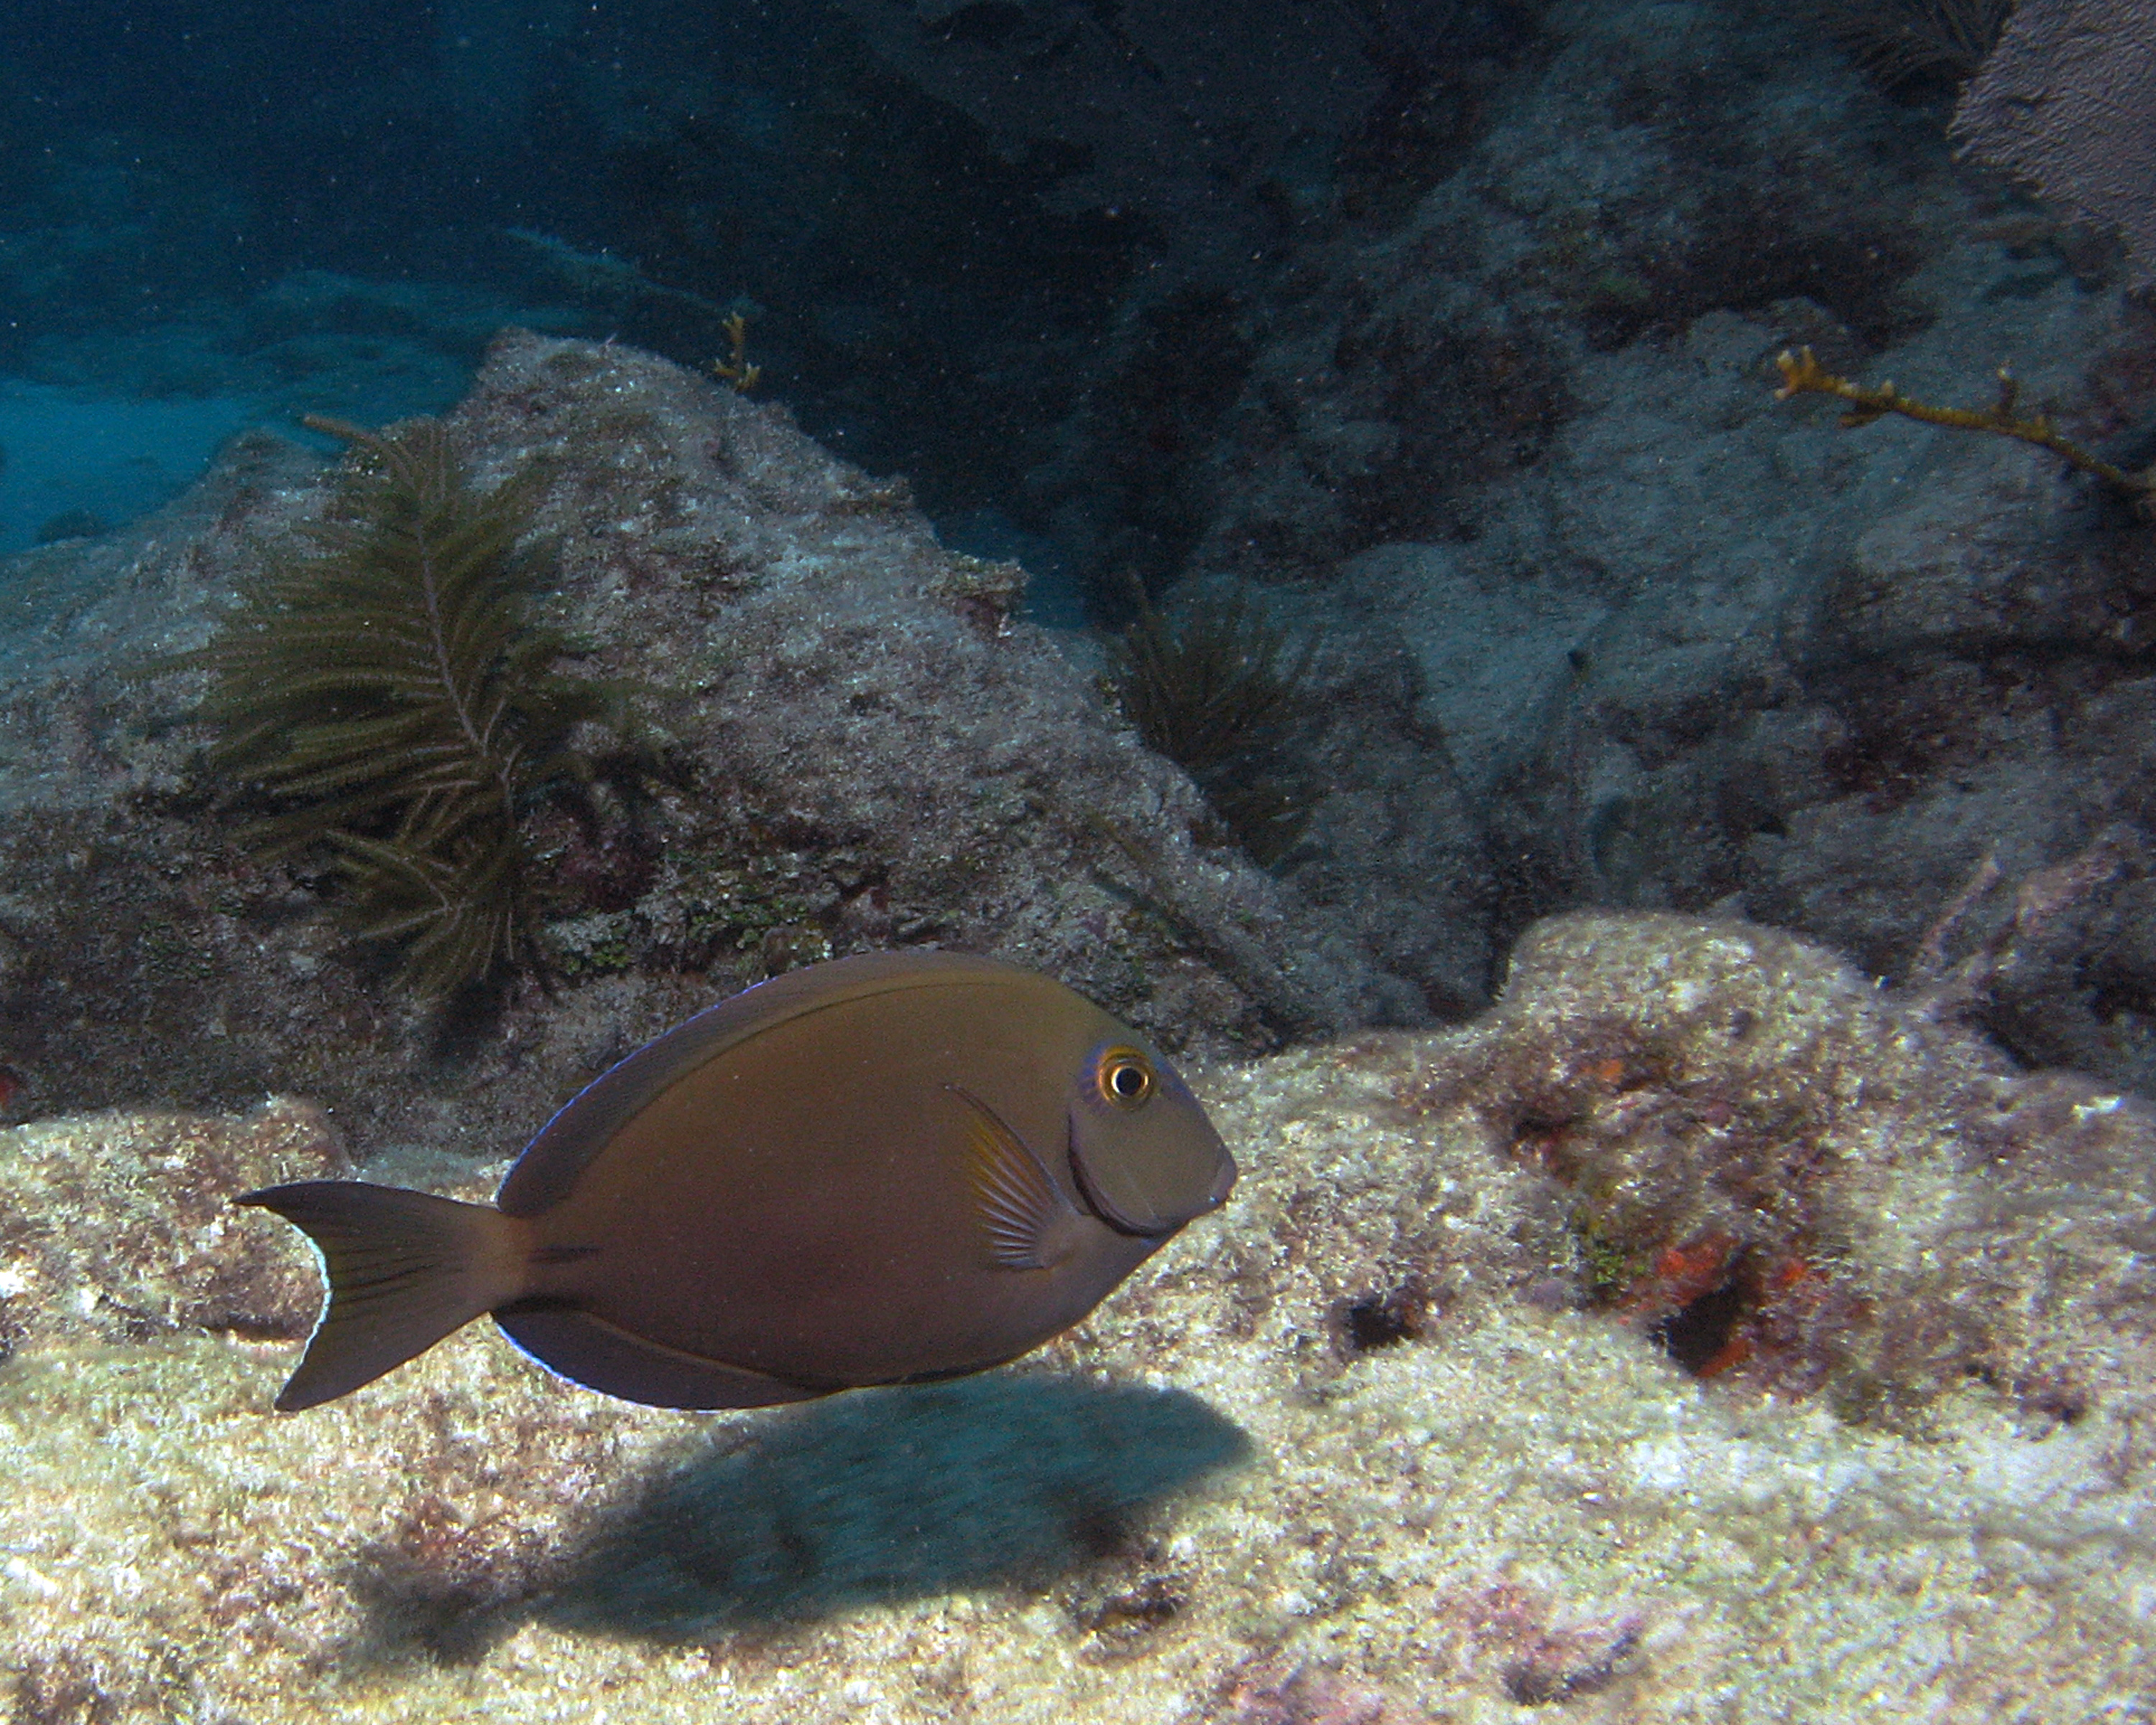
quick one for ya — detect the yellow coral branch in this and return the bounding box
[711,311,762,393]
[1773,346,2152,501]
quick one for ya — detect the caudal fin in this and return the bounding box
[239,1181,528,1411]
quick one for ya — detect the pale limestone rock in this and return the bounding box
[1,914,2150,1721]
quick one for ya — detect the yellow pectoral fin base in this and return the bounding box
[948,1083,1087,1271]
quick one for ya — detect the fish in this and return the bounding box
[241,950,1236,1412]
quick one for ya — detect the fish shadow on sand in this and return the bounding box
[347,1371,1250,1662]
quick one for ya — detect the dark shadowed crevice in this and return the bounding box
[1649,1274,1751,1376]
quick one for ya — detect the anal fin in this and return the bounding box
[495,1307,831,1409]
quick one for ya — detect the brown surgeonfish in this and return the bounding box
[241,952,1236,1412]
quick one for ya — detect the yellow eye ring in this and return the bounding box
[1096,1047,1156,1110]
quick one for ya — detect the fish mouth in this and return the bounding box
[1205,1152,1238,1210]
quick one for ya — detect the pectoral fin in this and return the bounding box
[949,1084,1088,1270]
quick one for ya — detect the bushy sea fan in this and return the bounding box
[1826,0,2015,86]
[183,416,636,998]
[1109,589,1319,865]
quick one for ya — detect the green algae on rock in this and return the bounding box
[1,911,2153,1721]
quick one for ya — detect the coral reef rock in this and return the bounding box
[3,911,2151,1721]
[0,1095,343,1360]
[1044,0,2156,1098]
[0,330,1370,1163]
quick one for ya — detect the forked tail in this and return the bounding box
[239,1181,530,1411]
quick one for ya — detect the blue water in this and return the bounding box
[0,0,1143,599]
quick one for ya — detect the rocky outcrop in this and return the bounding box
[1,911,2147,1721]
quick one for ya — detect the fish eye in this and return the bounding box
[1095,1047,1156,1110]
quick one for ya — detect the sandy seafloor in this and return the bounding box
[4,914,2152,1724]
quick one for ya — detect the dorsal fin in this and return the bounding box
[497,950,1042,1215]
